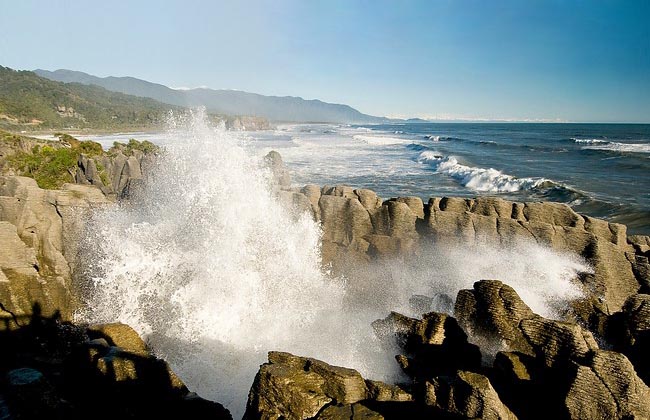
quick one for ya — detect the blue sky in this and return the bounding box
[1,0,648,122]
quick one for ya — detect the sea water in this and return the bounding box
[77,112,597,417]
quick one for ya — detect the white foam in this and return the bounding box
[584,142,650,154]
[418,152,548,192]
[425,135,441,141]
[352,134,410,145]
[572,138,609,144]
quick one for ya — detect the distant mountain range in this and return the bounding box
[0,66,180,130]
[35,69,389,124]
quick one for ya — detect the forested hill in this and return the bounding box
[0,66,179,131]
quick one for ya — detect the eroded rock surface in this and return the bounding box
[0,176,110,327]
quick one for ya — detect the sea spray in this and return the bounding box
[77,110,591,417]
[76,109,401,416]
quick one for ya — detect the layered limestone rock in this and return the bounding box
[606,293,650,385]
[454,280,650,419]
[424,371,517,420]
[564,350,650,420]
[0,176,110,327]
[274,176,647,337]
[75,149,153,199]
[244,351,406,420]
[248,280,650,419]
[372,311,481,380]
[454,280,600,367]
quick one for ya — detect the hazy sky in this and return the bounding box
[1,0,648,122]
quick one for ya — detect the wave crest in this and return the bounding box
[418,152,549,192]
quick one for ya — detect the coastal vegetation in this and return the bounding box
[0,66,179,131]
[1,130,158,189]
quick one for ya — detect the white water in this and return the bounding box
[77,112,591,418]
[418,151,549,192]
[573,138,650,153]
[353,134,411,145]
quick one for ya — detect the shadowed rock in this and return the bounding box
[372,311,481,380]
[425,371,518,420]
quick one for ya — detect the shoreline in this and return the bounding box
[0,142,649,418]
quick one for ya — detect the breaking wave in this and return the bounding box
[418,151,550,192]
[353,134,410,145]
[573,138,650,153]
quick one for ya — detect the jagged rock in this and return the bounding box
[372,201,418,238]
[244,352,370,420]
[455,280,535,355]
[301,184,322,220]
[319,194,372,266]
[424,371,517,420]
[264,151,291,188]
[606,294,650,384]
[314,403,385,420]
[244,352,368,419]
[395,197,424,220]
[355,189,382,212]
[365,380,412,402]
[372,311,481,380]
[323,185,357,199]
[455,280,599,367]
[565,350,650,419]
[423,197,641,320]
[244,352,432,420]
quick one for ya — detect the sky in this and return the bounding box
[1,0,648,122]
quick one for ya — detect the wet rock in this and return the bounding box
[373,311,481,380]
[278,190,315,219]
[607,294,650,384]
[244,352,369,420]
[365,380,412,402]
[455,280,535,355]
[565,350,650,419]
[422,196,642,319]
[319,194,372,267]
[424,371,517,420]
[264,151,291,188]
[455,280,599,367]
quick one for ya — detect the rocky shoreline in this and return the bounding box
[0,145,649,419]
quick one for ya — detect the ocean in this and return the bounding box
[246,122,650,235]
[75,122,650,235]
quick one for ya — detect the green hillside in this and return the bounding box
[0,66,179,130]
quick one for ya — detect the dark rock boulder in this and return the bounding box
[244,352,425,420]
[372,311,481,380]
[606,293,650,385]
[424,371,518,420]
[455,280,599,368]
[244,352,369,420]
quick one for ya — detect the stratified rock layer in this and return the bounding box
[277,183,649,338]
[0,176,110,327]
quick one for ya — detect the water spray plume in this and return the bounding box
[77,110,591,417]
